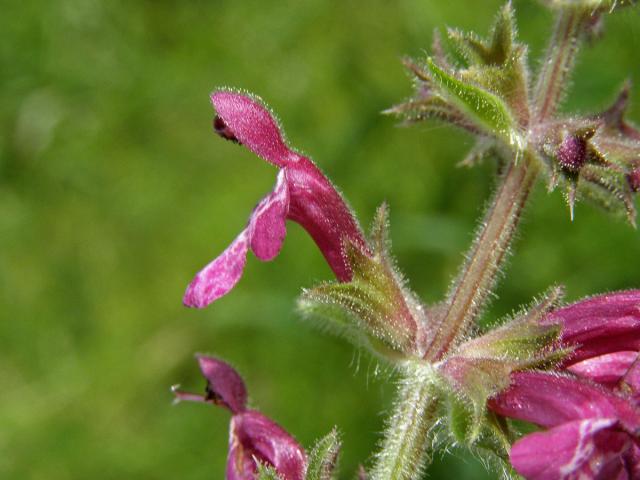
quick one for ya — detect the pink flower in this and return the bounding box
[490,372,640,480]
[184,91,368,308]
[489,291,640,479]
[173,356,306,480]
[541,290,640,386]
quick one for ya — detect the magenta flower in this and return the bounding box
[173,355,306,480]
[184,90,368,308]
[488,291,640,479]
[541,290,640,385]
[490,372,640,480]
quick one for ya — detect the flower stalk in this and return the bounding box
[425,157,540,361]
[533,6,590,123]
[372,5,593,476]
[370,363,439,480]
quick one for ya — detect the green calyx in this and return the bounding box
[436,287,567,449]
[298,204,428,360]
[390,3,529,155]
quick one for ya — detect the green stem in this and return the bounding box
[424,157,540,361]
[533,7,590,123]
[371,7,591,479]
[369,363,438,480]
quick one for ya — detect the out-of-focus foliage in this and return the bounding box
[0,1,638,479]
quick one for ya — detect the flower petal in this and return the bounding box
[197,356,248,414]
[211,90,295,167]
[541,290,640,363]
[568,351,638,388]
[623,444,640,480]
[510,418,632,480]
[172,356,248,414]
[489,371,640,432]
[286,159,368,282]
[228,411,306,480]
[183,230,250,308]
[248,170,290,261]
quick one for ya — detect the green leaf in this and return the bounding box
[425,57,524,149]
[305,428,341,480]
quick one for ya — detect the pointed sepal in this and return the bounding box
[298,205,428,359]
[305,429,341,480]
[257,464,284,480]
[448,3,531,126]
[438,287,566,444]
[390,2,530,157]
[536,117,639,226]
[425,58,524,150]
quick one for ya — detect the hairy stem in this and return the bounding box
[370,364,438,480]
[372,7,590,478]
[533,6,590,123]
[424,157,540,360]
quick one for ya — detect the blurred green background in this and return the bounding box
[1,1,639,478]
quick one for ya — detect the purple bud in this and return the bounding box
[184,90,368,308]
[557,134,587,173]
[628,165,640,193]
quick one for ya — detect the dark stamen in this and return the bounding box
[214,116,240,144]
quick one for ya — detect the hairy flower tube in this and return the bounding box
[488,291,640,479]
[183,91,368,308]
[173,355,306,480]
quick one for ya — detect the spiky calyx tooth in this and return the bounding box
[298,205,430,360]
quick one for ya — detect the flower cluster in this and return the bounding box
[490,291,640,479]
[174,2,640,478]
[177,88,640,479]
